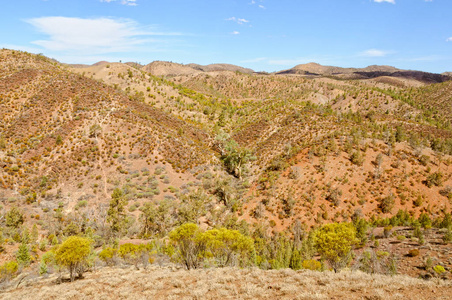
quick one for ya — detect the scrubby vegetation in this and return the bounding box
[0,49,452,295]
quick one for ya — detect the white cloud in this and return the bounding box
[226,17,250,25]
[26,17,180,55]
[23,16,184,63]
[250,0,265,8]
[374,0,395,4]
[447,37,452,42]
[231,31,240,35]
[101,0,137,6]
[360,49,390,57]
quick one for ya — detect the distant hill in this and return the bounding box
[277,62,400,75]
[124,62,144,69]
[142,61,254,77]
[142,61,201,77]
[277,62,450,83]
[186,63,254,74]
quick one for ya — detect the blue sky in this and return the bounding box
[1,0,451,73]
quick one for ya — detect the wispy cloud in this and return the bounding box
[226,17,249,25]
[374,0,395,4]
[100,0,137,6]
[26,17,180,54]
[359,49,390,57]
[23,17,183,63]
[447,37,452,42]
[231,31,240,35]
[250,0,266,9]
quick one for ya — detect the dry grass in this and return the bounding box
[2,266,451,299]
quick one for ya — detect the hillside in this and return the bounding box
[0,50,226,237]
[1,50,452,286]
[1,49,452,229]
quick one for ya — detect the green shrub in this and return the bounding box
[39,238,48,251]
[383,225,393,238]
[302,259,322,271]
[397,235,406,241]
[41,251,56,267]
[443,227,452,243]
[425,172,443,188]
[418,155,430,166]
[433,265,446,276]
[39,260,48,275]
[75,200,88,210]
[98,247,117,266]
[0,261,19,282]
[350,151,364,166]
[118,243,152,269]
[379,194,395,214]
[5,207,24,228]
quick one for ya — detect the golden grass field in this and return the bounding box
[2,266,452,299]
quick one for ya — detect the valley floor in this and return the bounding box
[1,266,452,299]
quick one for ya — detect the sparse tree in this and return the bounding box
[217,134,253,179]
[169,223,206,270]
[202,228,254,267]
[107,188,128,236]
[55,236,92,282]
[314,223,357,272]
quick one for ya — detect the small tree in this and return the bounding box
[217,137,253,179]
[315,223,357,272]
[177,189,209,224]
[16,243,31,266]
[202,228,254,267]
[107,188,128,236]
[169,223,205,270]
[55,236,92,281]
